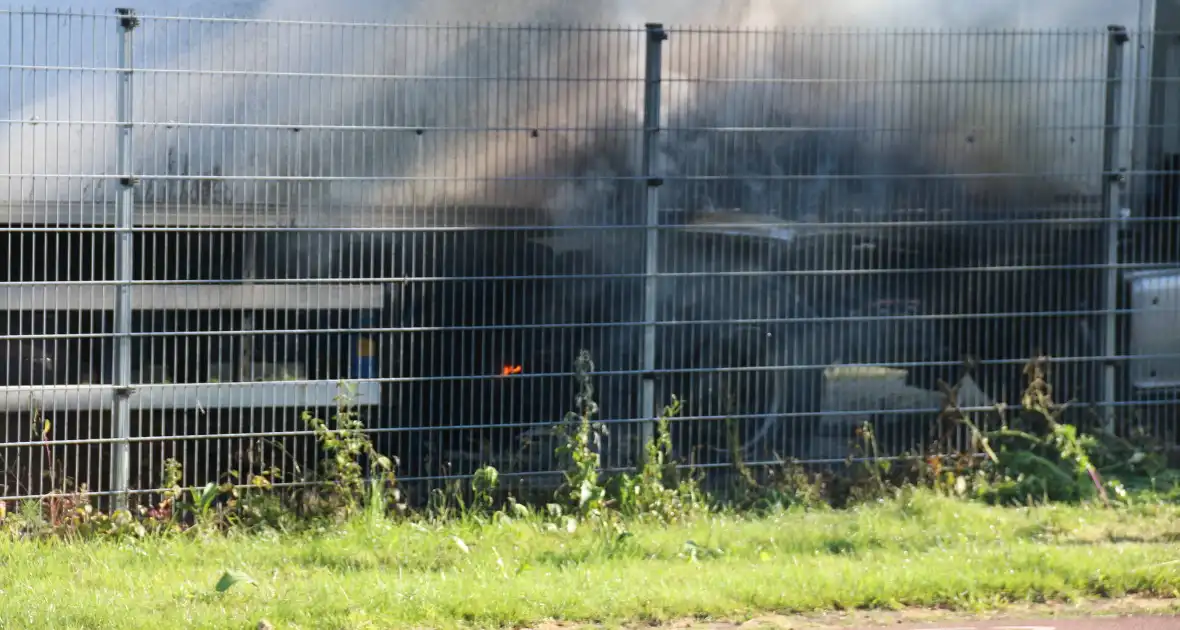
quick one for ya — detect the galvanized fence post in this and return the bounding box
[112,7,139,510]
[639,23,666,465]
[1101,24,1133,433]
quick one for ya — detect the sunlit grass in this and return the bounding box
[2,492,1179,629]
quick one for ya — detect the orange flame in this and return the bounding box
[500,364,523,376]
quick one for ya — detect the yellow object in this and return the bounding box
[356,337,374,357]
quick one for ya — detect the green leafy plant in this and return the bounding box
[937,357,1117,506]
[472,465,500,512]
[554,350,608,518]
[728,456,828,513]
[301,382,399,519]
[614,395,705,522]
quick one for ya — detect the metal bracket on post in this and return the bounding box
[117,7,140,30]
[1101,24,1133,434]
[112,7,138,511]
[638,23,666,466]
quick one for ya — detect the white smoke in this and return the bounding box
[0,0,1145,227]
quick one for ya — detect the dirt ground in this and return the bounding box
[530,597,1180,630]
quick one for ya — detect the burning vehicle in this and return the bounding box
[356,194,1111,479]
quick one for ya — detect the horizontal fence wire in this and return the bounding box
[1,7,1179,505]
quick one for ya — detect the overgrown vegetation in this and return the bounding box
[2,351,1179,542]
[2,351,1180,628]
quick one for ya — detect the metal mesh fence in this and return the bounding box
[0,7,1173,505]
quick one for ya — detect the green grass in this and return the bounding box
[2,491,1179,630]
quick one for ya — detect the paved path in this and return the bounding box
[874,619,1176,630]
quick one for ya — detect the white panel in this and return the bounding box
[0,283,385,311]
[0,381,381,412]
[1127,267,1180,389]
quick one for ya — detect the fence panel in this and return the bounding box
[2,7,1167,504]
[1124,26,1180,456]
[1,9,126,503]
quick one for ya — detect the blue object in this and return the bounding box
[351,312,376,379]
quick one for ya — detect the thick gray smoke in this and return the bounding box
[0,0,1144,234]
